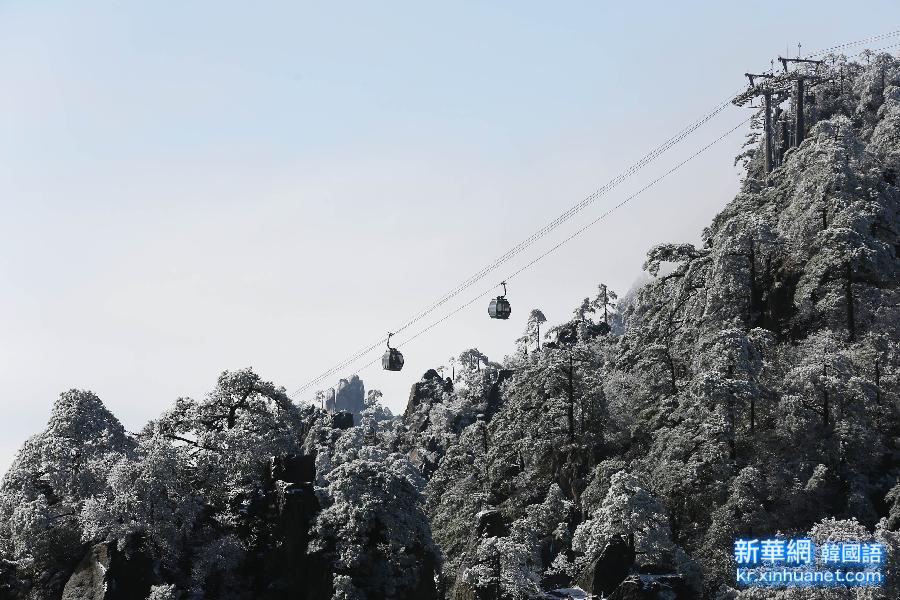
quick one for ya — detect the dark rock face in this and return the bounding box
[887,484,900,531]
[576,535,635,597]
[540,572,572,594]
[555,323,580,346]
[61,543,110,600]
[325,375,365,421]
[452,578,477,600]
[485,369,515,420]
[251,482,332,599]
[420,454,439,479]
[446,509,510,600]
[543,590,590,600]
[475,509,509,538]
[270,453,316,484]
[275,483,318,535]
[0,560,27,600]
[61,534,153,600]
[422,369,442,381]
[274,482,320,571]
[108,534,154,600]
[608,574,688,600]
[402,549,438,600]
[589,321,611,337]
[405,371,453,419]
[331,411,354,430]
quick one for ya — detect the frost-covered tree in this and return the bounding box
[146,584,180,600]
[80,434,203,572]
[573,471,675,567]
[0,389,133,584]
[573,297,594,323]
[526,309,547,351]
[592,283,617,325]
[312,458,438,600]
[458,348,488,372]
[146,368,311,506]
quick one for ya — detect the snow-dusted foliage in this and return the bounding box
[146,584,180,600]
[0,370,435,599]
[79,434,203,572]
[311,458,436,599]
[412,53,900,599]
[0,390,133,579]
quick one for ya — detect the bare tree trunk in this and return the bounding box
[567,357,575,444]
[727,396,736,461]
[875,359,881,405]
[750,396,756,433]
[845,262,856,342]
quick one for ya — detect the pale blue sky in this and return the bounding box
[2,1,898,474]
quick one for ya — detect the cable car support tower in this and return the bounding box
[732,56,826,173]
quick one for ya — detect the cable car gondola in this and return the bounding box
[381,332,404,371]
[488,281,512,320]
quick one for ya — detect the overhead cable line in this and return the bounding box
[293,93,742,395]
[806,29,900,57]
[344,116,751,377]
[291,28,900,399]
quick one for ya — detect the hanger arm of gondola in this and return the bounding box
[488,281,512,320]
